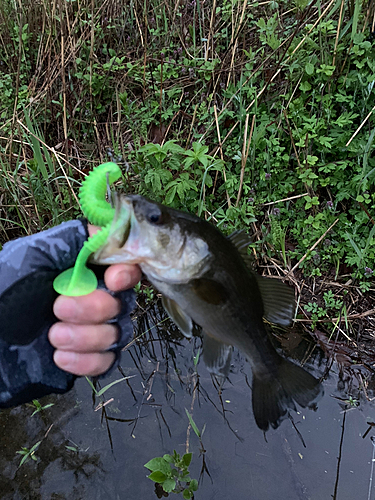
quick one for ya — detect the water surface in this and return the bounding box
[0,305,374,500]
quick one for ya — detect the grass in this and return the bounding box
[0,0,375,363]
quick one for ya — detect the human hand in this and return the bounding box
[0,219,138,408]
[49,225,141,376]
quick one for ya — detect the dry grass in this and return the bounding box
[1,0,375,379]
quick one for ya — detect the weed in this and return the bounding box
[145,451,198,499]
[85,375,132,398]
[16,441,41,467]
[26,399,54,416]
[0,0,374,352]
[145,410,204,498]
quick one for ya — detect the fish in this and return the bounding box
[92,194,323,431]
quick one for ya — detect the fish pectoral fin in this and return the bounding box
[161,295,193,338]
[190,278,227,305]
[202,332,232,379]
[256,275,296,326]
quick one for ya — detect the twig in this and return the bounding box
[346,103,375,146]
[213,104,231,207]
[236,114,255,207]
[261,192,309,206]
[283,109,302,168]
[295,308,375,323]
[333,0,345,67]
[186,104,198,148]
[208,0,335,152]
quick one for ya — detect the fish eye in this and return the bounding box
[148,213,161,223]
[147,209,164,225]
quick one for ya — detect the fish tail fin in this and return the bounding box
[252,358,323,431]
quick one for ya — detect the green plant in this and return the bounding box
[144,451,198,499]
[134,283,155,302]
[145,409,204,498]
[304,302,327,330]
[27,399,54,416]
[138,140,224,213]
[16,441,41,467]
[85,375,132,397]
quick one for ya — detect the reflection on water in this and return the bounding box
[1,301,375,500]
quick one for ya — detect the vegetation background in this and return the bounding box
[0,0,375,349]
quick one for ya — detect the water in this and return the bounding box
[1,304,374,500]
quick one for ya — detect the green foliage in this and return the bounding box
[145,410,204,497]
[1,0,375,290]
[16,441,41,467]
[144,451,198,498]
[27,399,54,416]
[137,140,224,214]
[85,375,131,397]
[134,282,155,302]
[304,290,345,330]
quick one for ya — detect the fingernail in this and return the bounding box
[49,324,73,347]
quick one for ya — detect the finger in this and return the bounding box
[53,350,115,377]
[49,322,118,352]
[88,224,141,292]
[53,289,120,324]
[104,264,141,292]
[88,224,101,237]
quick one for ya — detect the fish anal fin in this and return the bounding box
[202,332,232,380]
[161,295,193,338]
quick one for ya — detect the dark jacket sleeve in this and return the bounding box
[0,220,135,408]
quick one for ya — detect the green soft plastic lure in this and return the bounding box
[53,162,122,296]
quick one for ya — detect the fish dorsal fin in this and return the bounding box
[227,230,254,267]
[228,230,252,256]
[228,231,295,327]
[256,276,295,326]
[161,295,193,338]
[202,331,232,380]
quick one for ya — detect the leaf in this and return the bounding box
[346,233,363,261]
[19,454,30,467]
[148,471,167,483]
[305,62,314,75]
[185,409,201,438]
[85,376,96,393]
[144,457,171,475]
[190,479,199,491]
[65,446,79,452]
[30,441,42,453]
[182,453,192,467]
[183,488,192,499]
[300,81,311,92]
[162,478,176,493]
[165,185,177,205]
[23,109,49,180]
[95,377,132,396]
[163,454,174,463]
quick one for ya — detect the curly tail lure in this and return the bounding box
[53,162,122,296]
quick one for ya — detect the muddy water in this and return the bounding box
[0,306,374,500]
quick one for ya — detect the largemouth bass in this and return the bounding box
[92,194,322,430]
